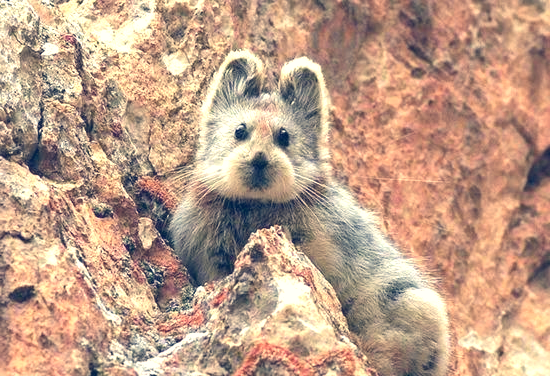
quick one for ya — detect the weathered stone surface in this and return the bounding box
[0,158,111,375]
[0,1,42,162]
[1,0,550,375]
[0,157,371,374]
[0,153,190,374]
[132,226,373,375]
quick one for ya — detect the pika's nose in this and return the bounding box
[251,151,269,170]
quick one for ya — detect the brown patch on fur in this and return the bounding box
[257,117,271,138]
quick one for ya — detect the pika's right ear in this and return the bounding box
[202,50,265,115]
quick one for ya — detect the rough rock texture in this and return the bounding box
[136,226,374,376]
[1,0,549,375]
[0,155,372,375]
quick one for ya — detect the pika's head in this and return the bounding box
[195,50,331,203]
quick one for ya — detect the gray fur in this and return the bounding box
[170,50,450,376]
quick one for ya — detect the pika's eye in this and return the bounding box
[235,123,248,140]
[277,128,290,147]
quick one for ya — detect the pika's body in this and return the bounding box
[170,51,450,376]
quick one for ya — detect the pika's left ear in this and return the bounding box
[279,57,329,135]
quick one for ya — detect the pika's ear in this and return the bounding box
[202,50,265,115]
[279,57,329,133]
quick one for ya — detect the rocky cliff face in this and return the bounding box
[1,0,549,375]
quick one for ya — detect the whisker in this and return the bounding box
[361,176,447,184]
[294,173,331,189]
[380,130,417,147]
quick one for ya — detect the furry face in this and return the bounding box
[194,51,330,203]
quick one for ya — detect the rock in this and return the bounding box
[1,0,550,375]
[138,218,156,251]
[0,1,42,162]
[459,327,550,376]
[134,226,374,375]
[0,158,112,375]
[31,101,94,182]
[0,161,371,374]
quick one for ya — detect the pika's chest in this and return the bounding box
[216,203,312,247]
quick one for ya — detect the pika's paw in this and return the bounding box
[355,287,449,376]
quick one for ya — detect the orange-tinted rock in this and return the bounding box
[1,0,549,375]
[141,226,373,375]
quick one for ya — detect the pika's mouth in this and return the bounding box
[224,151,296,202]
[243,168,271,190]
[243,151,272,190]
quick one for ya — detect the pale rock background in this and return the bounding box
[1,0,549,375]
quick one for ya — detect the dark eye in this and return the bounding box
[277,128,290,147]
[235,123,248,140]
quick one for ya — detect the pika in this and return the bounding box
[169,50,450,376]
